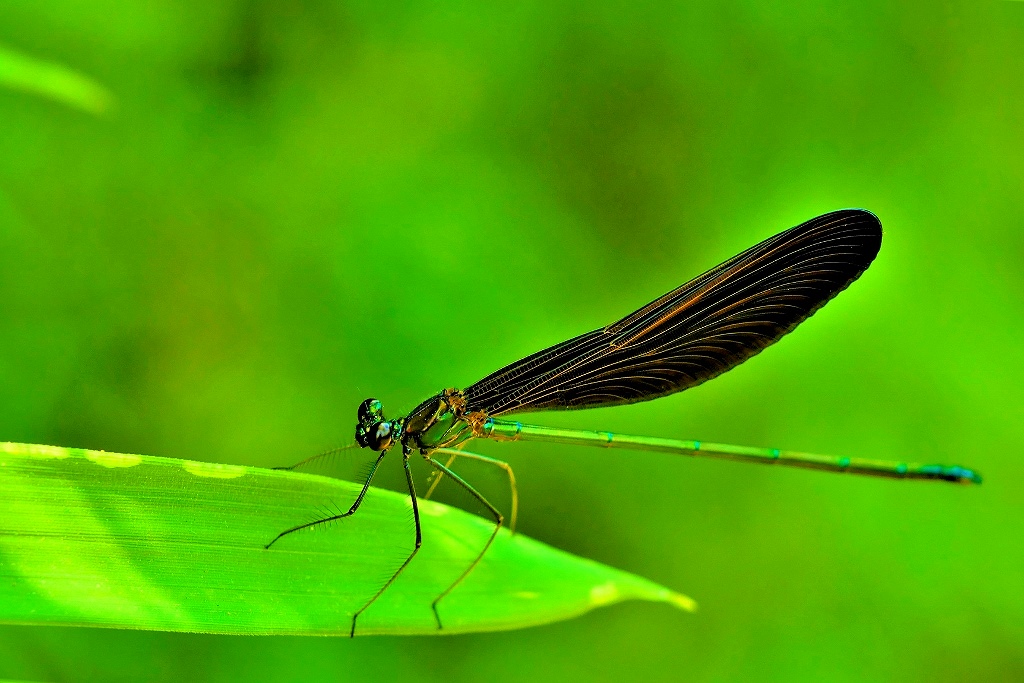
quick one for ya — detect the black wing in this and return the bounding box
[462,209,882,416]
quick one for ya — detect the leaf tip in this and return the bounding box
[665,591,698,613]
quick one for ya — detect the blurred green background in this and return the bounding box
[1,1,1022,681]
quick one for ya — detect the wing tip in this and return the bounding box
[839,206,881,226]
[831,207,882,234]
[815,207,883,263]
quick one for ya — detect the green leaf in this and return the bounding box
[0,44,113,115]
[0,442,694,636]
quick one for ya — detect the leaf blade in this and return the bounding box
[0,44,114,115]
[0,442,694,636]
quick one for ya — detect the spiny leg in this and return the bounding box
[425,456,502,630]
[423,451,458,500]
[349,449,422,638]
[432,447,518,534]
[271,444,357,471]
[264,448,388,549]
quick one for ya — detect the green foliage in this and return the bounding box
[0,442,692,636]
[0,44,112,114]
[0,1,1022,681]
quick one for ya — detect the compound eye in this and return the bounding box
[357,398,384,424]
[370,421,394,451]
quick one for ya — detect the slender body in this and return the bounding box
[268,209,980,637]
[478,418,979,482]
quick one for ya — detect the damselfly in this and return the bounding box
[266,208,980,636]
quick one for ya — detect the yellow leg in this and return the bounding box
[432,447,518,534]
[423,452,458,500]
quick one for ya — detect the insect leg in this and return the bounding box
[432,447,518,534]
[271,444,356,472]
[349,449,422,637]
[263,448,388,549]
[423,451,458,500]
[425,456,502,630]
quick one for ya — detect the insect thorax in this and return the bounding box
[403,388,475,452]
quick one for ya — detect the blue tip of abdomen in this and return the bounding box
[923,465,982,484]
